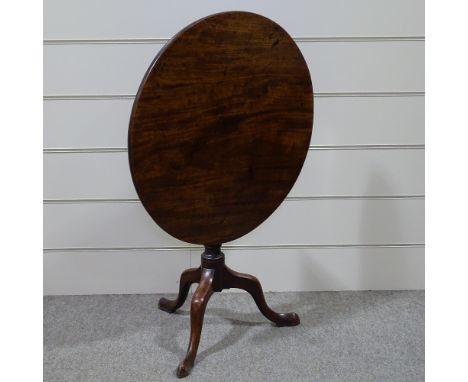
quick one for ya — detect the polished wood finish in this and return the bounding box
[128,11,313,245]
[128,11,312,378]
[158,246,300,378]
[158,267,201,313]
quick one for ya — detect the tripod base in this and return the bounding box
[158,245,300,378]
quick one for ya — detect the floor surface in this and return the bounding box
[44,291,424,381]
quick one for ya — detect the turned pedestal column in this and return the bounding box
[128,11,313,378]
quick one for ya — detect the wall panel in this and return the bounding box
[43,0,424,294]
[44,96,425,149]
[44,247,424,295]
[44,0,424,39]
[44,42,424,96]
[44,250,190,295]
[43,149,425,199]
[44,199,424,249]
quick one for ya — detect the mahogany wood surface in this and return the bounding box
[128,11,313,245]
[158,246,300,378]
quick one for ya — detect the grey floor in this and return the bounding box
[44,291,424,382]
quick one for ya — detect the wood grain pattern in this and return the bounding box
[128,11,313,245]
[158,246,300,377]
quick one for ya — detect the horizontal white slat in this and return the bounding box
[44,202,185,249]
[43,250,190,295]
[223,247,425,291]
[43,42,424,95]
[43,149,424,199]
[312,96,424,146]
[44,0,424,39]
[43,199,424,249]
[43,96,424,149]
[43,99,132,148]
[43,246,424,295]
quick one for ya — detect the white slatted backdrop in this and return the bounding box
[43,0,425,295]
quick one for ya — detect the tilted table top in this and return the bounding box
[128,11,314,245]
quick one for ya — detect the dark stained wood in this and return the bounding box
[160,246,300,378]
[129,11,312,378]
[158,267,201,313]
[176,267,214,378]
[223,266,300,326]
[128,11,313,245]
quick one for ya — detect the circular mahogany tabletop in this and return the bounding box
[128,11,313,245]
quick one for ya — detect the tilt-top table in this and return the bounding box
[128,11,314,378]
